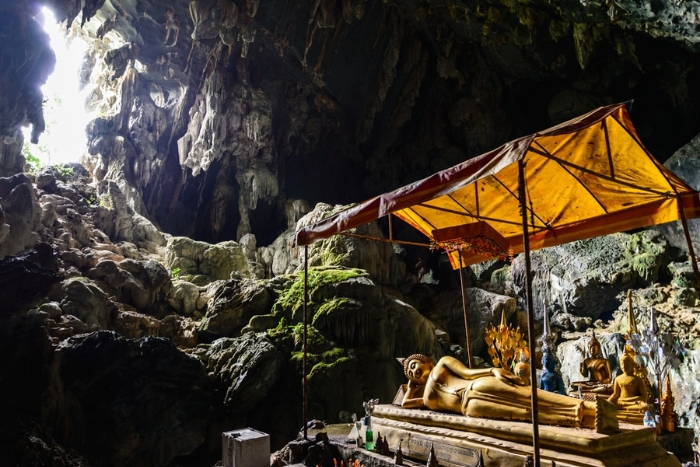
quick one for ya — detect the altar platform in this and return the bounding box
[369,404,681,467]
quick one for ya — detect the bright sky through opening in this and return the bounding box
[23,8,91,166]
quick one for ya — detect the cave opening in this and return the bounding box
[22,7,92,168]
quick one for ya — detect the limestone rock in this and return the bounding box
[511,231,669,321]
[46,331,212,467]
[112,309,160,339]
[0,311,55,459]
[92,179,135,243]
[271,266,441,360]
[203,332,284,414]
[198,277,273,340]
[159,314,198,348]
[551,312,593,332]
[0,247,60,313]
[661,130,700,255]
[85,258,173,316]
[674,349,700,430]
[165,236,251,284]
[0,174,43,258]
[168,279,207,317]
[429,287,518,358]
[56,277,115,329]
[294,203,404,287]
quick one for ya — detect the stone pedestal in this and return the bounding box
[371,404,681,467]
[222,428,269,467]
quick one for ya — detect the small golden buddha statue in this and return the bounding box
[570,332,613,396]
[607,353,648,424]
[513,348,531,386]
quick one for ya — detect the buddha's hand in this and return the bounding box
[491,367,526,386]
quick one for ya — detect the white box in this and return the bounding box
[222,428,270,467]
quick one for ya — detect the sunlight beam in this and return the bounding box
[23,8,92,167]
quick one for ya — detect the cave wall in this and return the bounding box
[2,0,700,246]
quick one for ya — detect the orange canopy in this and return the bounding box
[294,103,700,269]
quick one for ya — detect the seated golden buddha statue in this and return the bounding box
[570,333,613,397]
[513,348,531,386]
[607,353,648,424]
[400,354,618,433]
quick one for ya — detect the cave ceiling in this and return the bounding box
[2,0,700,246]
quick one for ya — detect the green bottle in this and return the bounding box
[363,415,374,450]
[365,429,374,451]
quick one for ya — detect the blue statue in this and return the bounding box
[540,351,566,395]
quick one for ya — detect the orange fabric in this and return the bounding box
[294,103,700,269]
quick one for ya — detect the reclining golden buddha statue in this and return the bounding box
[400,354,619,433]
[570,333,613,397]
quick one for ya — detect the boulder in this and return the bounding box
[0,174,43,258]
[0,247,60,314]
[165,236,251,284]
[203,332,284,415]
[85,258,173,316]
[198,278,274,340]
[56,278,114,329]
[429,287,518,358]
[168,279,207,317]
[45,331,212,467]
[271,267,442,360]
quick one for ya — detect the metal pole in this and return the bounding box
[678,199,700,289]
[458,252,473,368]
[303,245,309,440]
[519,160,541,467]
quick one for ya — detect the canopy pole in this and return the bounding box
[302,245,309,440]
[458,253,473,368]
[679,201,700,289]
[389,213,394,241]
[519,160,541,467]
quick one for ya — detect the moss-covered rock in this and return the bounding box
[624,230,669,283]
[669,261,697,289]
[296,203,402,287]
[674,288,699,307]
[272,266,368,321]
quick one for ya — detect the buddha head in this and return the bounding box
[620,353,637,376]
[402,354,434,385]
[542,351,556,373]
[587,333,602,357]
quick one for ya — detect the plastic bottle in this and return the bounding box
[363,415,374,450]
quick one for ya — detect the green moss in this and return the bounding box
[291,347,351,381]
[630,253,658,282]
[312,297,352,325]
[272,266,366,317]
[270,318,331,353]
[624,231,666,282]
[308,357,351,380]
[315,235,351,266]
